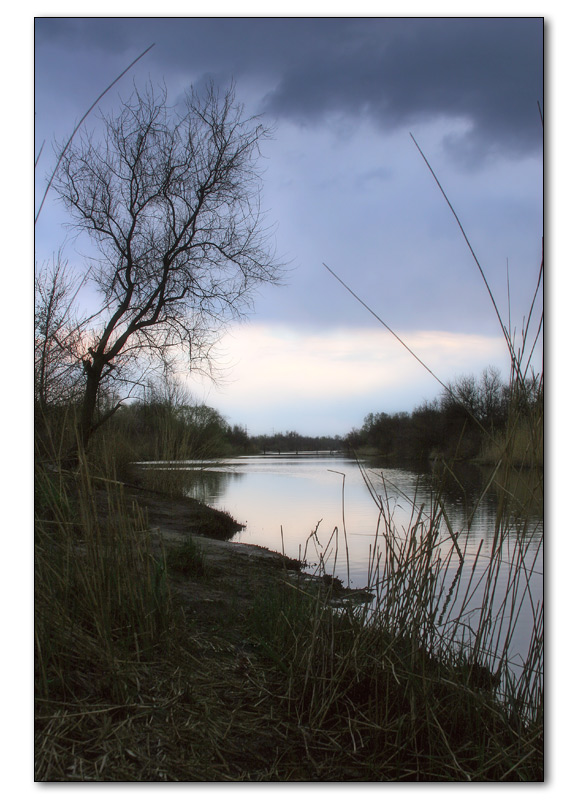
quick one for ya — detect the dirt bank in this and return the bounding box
[116,482,372,639]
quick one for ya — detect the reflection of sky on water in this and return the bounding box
[145,455,543,677]
[175,456,542,586]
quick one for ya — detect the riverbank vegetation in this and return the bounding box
[35,442,542,780]
[346,366,543,467]
[35,361,542,480]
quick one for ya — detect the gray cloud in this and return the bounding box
[261,18,543,162]
[34,17,543,338]
[35,17,543,163]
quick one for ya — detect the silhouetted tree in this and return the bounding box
[53,82,281,452]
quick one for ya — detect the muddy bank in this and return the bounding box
[119,481,373,621]
[120,480,245,540]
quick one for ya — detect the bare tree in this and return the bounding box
[480,366,506,428]
[52,82,281,451]
[34,255,87,411]
[441,367,509,430]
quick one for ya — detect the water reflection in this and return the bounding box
[139,454,542,570]
[188,468,244,506]
[138,454,543,681]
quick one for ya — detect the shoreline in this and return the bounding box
[119,480,374,615]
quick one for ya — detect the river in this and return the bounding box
[138,453,543,683]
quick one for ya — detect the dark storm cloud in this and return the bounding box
[262,18,543,162]
[35,17,543,162]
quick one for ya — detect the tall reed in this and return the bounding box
[34,451,176,706]
[247,455,542,780]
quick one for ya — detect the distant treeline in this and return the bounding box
[252,431,345,454]
[106,404,345,461]
[345,367,543,465]
[35,389,255,470]
[36,392,347,472]
[36,366,542,472]
[104,400,255,462]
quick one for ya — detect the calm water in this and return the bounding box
[140,454,543,678]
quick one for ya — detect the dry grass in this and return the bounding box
[35,448,542,781]
[245,485,543,781]
[34,460,318,781]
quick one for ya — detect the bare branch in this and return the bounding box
[51,81,282,451]
[35,43,155,224]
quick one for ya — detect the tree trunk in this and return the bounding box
[78,362,101,453]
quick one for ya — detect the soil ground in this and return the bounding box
[120,481,372,629]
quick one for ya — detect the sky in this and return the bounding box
[34,14,544,436]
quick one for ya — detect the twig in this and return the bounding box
[322,262,449,394]
[408,133,517,371]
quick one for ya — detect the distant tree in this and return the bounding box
[52,81,281,452]
[441,374,480,419]
[479,366,507,428]
[227,424,253,453]
[441,368,508,429]
[410,400,443,458]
